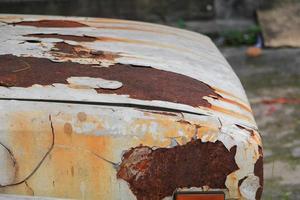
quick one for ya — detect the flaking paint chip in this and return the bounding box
[67,76,123,90]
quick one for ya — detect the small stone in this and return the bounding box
[291,147,300,157]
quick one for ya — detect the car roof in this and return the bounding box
[0,14,256,129]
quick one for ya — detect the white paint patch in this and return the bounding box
[220,125,260,199]
[239,174,260,200]
[67,77,123,89]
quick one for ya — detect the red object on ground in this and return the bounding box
[262,98,300,105]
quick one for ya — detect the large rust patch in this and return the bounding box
[0,54,219,107]
[117,139,238,200]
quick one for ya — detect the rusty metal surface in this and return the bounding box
[0,14,263,199]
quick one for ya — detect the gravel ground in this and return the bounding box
[221,47,300,200]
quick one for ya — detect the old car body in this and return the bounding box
[0,14,263,200]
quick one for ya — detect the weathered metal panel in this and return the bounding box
[0,15,263,199]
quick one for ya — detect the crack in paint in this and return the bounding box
[0,115,55,187]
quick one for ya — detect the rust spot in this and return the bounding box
[142,110,179,117]
[25,34,97,42]
[77,112,87,122]
[52,42,120,61]
[12,20,88,28]
[117,139,238,200]
[0,54,219,108]
[254,146,263,200]
[64,123,73,136]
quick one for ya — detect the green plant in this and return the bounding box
[220,25,261,46]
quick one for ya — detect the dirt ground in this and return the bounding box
[221,47,300,200]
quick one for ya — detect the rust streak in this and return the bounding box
[218,96,252,113]
[210,105,252,122]
[23,33,209,58]
[24,33,145,44]
[117,140,238,200]
[142,110,179,117]
[12,20,88,28]
[26,34,97,42]
[213,87,247,103]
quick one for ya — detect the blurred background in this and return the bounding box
[0,0,299,199]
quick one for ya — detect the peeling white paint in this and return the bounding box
[0,14,256,130]
[239,174,260,200]
[67,77,123,89]
[0,14,262,200]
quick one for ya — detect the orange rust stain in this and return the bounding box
[213,87,247,103]
[96,36,147,44]
[92,25,169,34]
[4,111,116,198]
[210,105,253,122]
[51,133,114,199]
[26,115,115,199]
[252,133,262,146]
[0,16,22,20]
[219,96,252,113]
[132,115,211,146]
[196,126,220,141]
